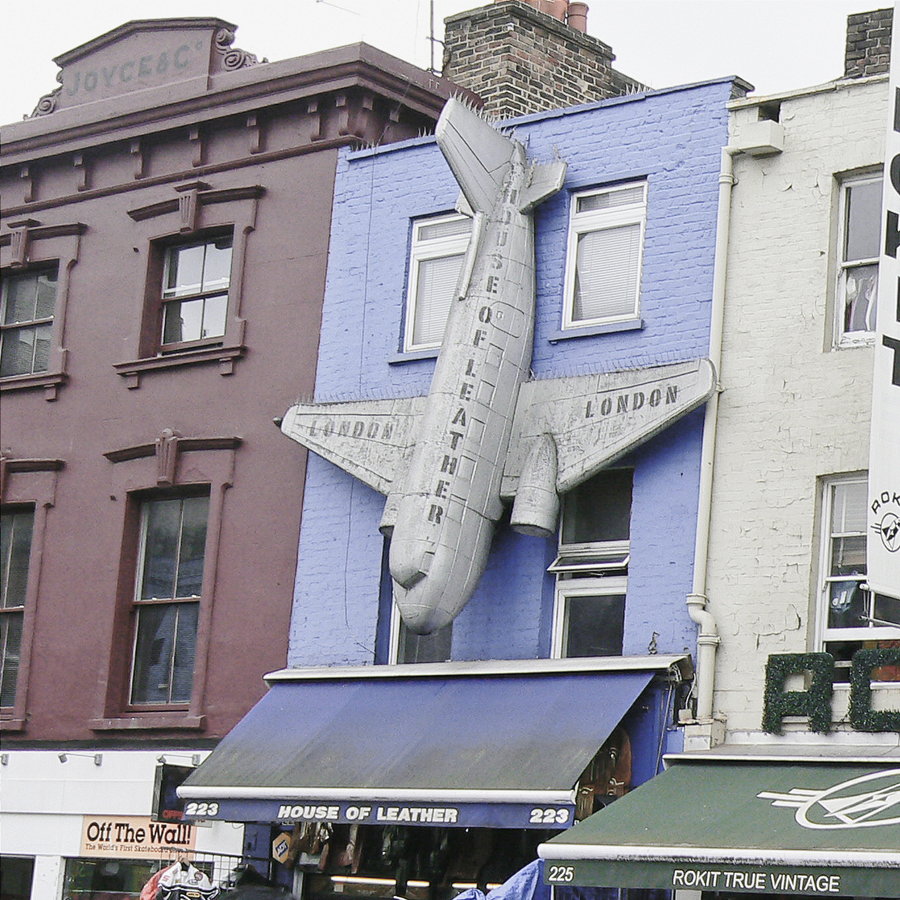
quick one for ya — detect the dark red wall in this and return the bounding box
[0,34,460,744]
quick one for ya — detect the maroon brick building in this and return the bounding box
[0,17,460,895]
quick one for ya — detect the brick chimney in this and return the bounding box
[442,0,644,119]
[845,7,893,78]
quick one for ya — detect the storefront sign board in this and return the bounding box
[547,858,899,897]
[182,798,573,830]
[80,816,196,858]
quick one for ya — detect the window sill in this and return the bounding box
[548,318,644,343]
[114,345,245,387]
[0,716,27,732]
[0,370,67,400]
[90,714,207,732]
[388,347,440,364]
[833,334,876,350]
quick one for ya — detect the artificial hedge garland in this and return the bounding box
[762,652,834,735]
[848,647,900,732]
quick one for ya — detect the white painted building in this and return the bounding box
[0,751,244,900]
[701,29,898,753]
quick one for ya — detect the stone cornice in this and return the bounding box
[1,44,472,168]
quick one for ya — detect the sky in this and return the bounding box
[0,0,886,126]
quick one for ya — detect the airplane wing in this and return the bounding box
[501,359,716,498]
[280,396,427,496]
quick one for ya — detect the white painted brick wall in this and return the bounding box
[706,77,888,737]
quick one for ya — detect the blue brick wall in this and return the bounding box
[289,80,734,671]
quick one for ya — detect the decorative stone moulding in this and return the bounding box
[215,27,264,71]
[30,72,62,118]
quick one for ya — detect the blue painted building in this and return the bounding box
[291,78,739,672]
[182,75,747,900]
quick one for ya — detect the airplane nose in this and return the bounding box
[396,597,453,635]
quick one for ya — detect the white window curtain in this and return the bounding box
[563,183,646,330]
[405,213,472,351]
[413,252,465,347]
[573,223,642,323]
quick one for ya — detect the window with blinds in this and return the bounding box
[563,183,647,330]
[404,213,472,351]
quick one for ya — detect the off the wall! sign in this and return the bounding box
[80,816,196,858]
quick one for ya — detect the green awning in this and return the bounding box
[539,758,900,897]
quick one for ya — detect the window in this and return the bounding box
[404,213,472,351]
[160,235,233,348]
[64,858,171,900]
[563,183,646,330]
[393,611,452,664]
[119,182,262,384]
[835,173,881,346]
[1,458,61,728]
[131,494,209,705]
[817,475,900,682]
[551,468,632,658]
[1,220,83,398]
[1,858,34,900]
[100,430,238,728]
[0,266,58,377]
[0,509,33,707]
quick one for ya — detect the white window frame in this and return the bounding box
[551,577,628,659]
[834,172,881,348]
[550,469,632,659]
[562,182,647,331]
[815,474,900,680]
[0,266,59,378]
[0,507,34,708]
[403,213,472,352]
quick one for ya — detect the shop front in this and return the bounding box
[0,750,249,900]
[539,755,900,899]
[178,658,690,900]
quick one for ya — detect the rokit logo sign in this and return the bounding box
[871,491,900,554]
[758,769,900,829]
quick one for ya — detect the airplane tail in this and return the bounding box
[436,98,516,213]
[436,97,565,214]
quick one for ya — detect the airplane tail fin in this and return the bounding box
[520,159,568,211]
[436,98,567,214]
[436,98,517,213]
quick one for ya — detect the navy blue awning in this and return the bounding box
[180,657,687,828]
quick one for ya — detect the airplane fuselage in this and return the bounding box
[389,149,537,632]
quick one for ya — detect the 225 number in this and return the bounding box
[547,866,575,883]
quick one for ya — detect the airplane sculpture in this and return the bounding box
[281,98,716,634]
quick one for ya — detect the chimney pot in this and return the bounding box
[496,0,569,22]
[567,2,589,32]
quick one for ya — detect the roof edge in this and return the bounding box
[265,654,692,683]
[664,751,900,764]
[53,17,238,66]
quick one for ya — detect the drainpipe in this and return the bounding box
[686,146,737,722]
